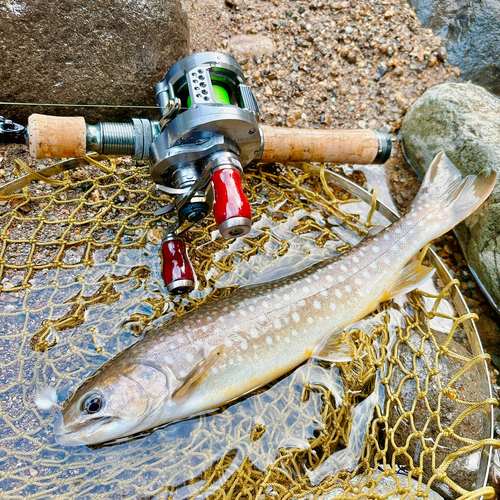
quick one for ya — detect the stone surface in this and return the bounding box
[0,0,190,124]
[402,82,500,313]
[388,329,486,497]
[316,471,444,499]
[226,34,277,60]
[408,0,500,95]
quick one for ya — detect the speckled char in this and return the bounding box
[56,152,497,445]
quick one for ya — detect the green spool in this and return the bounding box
[187,84,230,107]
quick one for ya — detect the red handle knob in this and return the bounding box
[161,236,195,294]
[212,167,252,239]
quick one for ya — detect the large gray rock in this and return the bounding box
[0,0,190,124]
[388,329,486,498]
[408,0,500,95]
[402,83,500,312]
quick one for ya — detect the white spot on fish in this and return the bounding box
[369,262,378,270]
[340,264,348,272]
[363,270,370,278]
[274,318,282,329]
[250,328,258,338]
[254,353,259,360]
[400,237,407,244]
[298,299,306,307]
[393,244,399,251]
[266,336,273,345]
[355,278,362,286]
[409,229,415,235]
[186,353,194,362]
[314,300,321,309]
[165,355,173,364]
[303,286,310,293]
[353,255,359,263]
[330,303,337,311]
[383,258,391,265]
[307,317,314,324]
[321,290,328,297]
[326,275,333,283]
[345,285,352,293]
[395,228,402,234]
[259,315,266,322]
[233,324,242,332]
[237,355,243,363]
[285,337,290,343]
[338,275,345,282]
[276,335,281,341]
[230,311,236,317]
[335,289,342,298]
[283,294,290,301]
[292,329,298,336]
[383,234,390,240]
[212,366,219,374]
[241,340,248,350]
[372,246,380,253]
[239,309,247,316]
[225,339,234,348]
[292,312,300,322]
[306,277,312,283]
[179,370,187,378]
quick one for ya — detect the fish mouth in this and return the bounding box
[54,413,116,446]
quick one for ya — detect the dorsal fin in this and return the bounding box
[172,346,224,401]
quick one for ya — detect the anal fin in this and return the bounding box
[312,332,353,363]
[381,260,435,302]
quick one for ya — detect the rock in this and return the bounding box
[313,471,444,499]
[387,328,486,497]
[402,83,500,313]
[226,35,277,60]
[408,0,500,95]
[0,0,190,124]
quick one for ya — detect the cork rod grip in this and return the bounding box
[28,114,87,159]
[260,125,389,165]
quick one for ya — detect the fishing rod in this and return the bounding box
[0,51,391,294]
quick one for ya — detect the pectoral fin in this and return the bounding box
[172,346,224,400]
[381,260,435,302]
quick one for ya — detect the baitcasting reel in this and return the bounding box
[0,52,392,294]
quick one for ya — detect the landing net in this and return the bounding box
[0,152,498,500]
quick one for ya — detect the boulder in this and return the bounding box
[408,0,500,95]
[0,0,190,124]
[388,328,487,497]
[402,83,500,312]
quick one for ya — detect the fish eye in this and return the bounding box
[82,394,103,414]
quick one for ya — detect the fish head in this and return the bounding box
[54,360,171,446]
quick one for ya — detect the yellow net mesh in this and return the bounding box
[0,153,498,500]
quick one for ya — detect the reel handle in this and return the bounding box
[160,235,195,294]
[260,125,391,165]
[211,165,252,239]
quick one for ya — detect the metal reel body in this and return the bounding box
[151,52,262,293]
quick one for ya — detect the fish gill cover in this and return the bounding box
[0,154,497,499]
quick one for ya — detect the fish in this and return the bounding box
[54,152,496,446]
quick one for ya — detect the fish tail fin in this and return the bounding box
[410,152,496,238]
